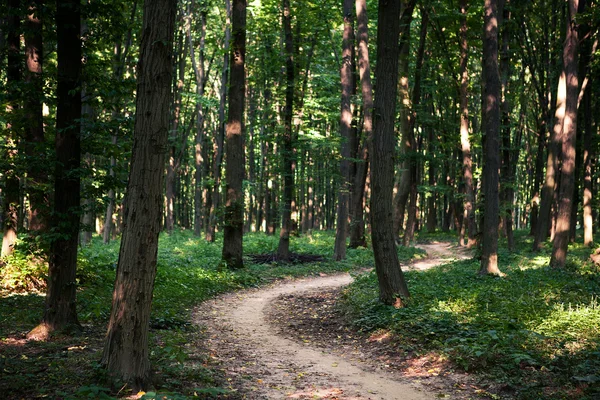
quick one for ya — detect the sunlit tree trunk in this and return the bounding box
[371,0,410,304]
[479,0,503,276]
[550,0,583,268]
[582,85,593,246]
[222,0,246,269]
[333,0,355,261]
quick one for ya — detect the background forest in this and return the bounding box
[1,0,600,398]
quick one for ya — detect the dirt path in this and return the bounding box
[193,243,471,399]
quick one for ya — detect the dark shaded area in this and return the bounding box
[248,252,326,264]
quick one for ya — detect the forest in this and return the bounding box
[1,0,600,398]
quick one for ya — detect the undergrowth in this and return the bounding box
[0,229,397,399]
[340,230,600,399]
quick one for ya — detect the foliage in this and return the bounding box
[340,231,600,399]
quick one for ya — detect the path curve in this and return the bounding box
[194,243,470,399]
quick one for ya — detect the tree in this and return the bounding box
[276,0,295,260]
[222,0,246,269]
[28,0,82,340]
[333,0,354,261]
[370,0,411,304]
[459,0,477,247]
[101,0,177,389]
[550,0,584,268]
[348,0,372,249]
[1,0,21,258]
[479,0,503,276]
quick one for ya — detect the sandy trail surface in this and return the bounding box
[193,242,471,399]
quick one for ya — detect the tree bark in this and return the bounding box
[479,0,503,276]
[458,0,476,247]
[2,0,21,258]
[582,82,593,246]
[276,0,295,260]
[370,0,411,304]
[550,0,583,268]
[28,0,82,340]
[222,0,246,269]
[101,0,176,390]
[333,0,355,261]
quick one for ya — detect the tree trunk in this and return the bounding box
[23,0,47,235]
[550,0,583,269]
[2,0,21,258]
[402,7,427,247]
[277,0,295,260]
[28,0,82,340]
[207,0,232,242]
[333,0,355,261]
[582,82,593,246]
[101,0,176,390]
[479,0,503,276]
[370,0,411,304]
[222,0,246,269]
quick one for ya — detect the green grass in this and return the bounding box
[0,229,397,399]
[340,230,600,399]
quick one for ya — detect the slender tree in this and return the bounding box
[101,0,177,389]
[370,0,411,304]
[550,0,584,268]
[333,0,354,261]
[28,0,82,339]
[276,0,295,260]
[222,0,246,269]
[479,0,504,276]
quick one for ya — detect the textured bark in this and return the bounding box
[27,0,82,340]
[479,0,503,276]
[101,0,176,390]
[392,1,416,239]
[333,0,355,261]
[550,0,583,269]
[2,0,21,258]
[370,0,410,304]
[276,0,295,260]
[222,0,246,269]
[459,0,476,247]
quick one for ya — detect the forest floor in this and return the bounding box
[193,242,495,399]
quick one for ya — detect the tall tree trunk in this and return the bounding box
[24,0,47,235]
[276,0,295,260]
[459,0,476,247]
[222,0,246,269]
[103,134,117,243]
[582,81,593,246]
[402,8,427,246]
[2,0,21,258]
[479,0,503,276]
[392,1,416,239]
[101,0,176,389]
[207,0,232,242]
[370,0,411,304]
[28,0,82,340]
[550,0,583,268]
[333,0,355,261]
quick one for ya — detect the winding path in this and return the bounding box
[194,242,470,399]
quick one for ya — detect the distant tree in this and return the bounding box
[370,0,411,304]
[479,0,503,276]
[101,0,176,389]
[222,0,246,269]
[28,0,82,339]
